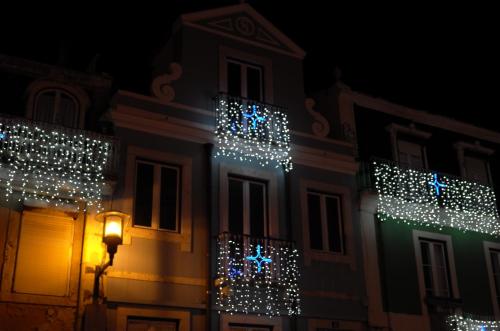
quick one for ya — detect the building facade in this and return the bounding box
[0,4,499,331]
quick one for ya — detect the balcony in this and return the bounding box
[359,158,500,235]
[447,314,499,331]
[0,114,119,209]
[214,94,292,171]
[216,232,300,316]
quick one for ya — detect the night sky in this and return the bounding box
[1,1,498,130]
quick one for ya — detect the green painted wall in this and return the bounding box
[378,216,500,316]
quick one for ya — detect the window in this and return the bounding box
[418,238,452,298]
[229,324,272,331]
[228,176,267,237]
[13,214,74,296]
[34,89,79,128]
[397,139,426,168]
[134,160,180,232]
[489,250,500,307]
[226,58,264,101]
[307,191,344,254]
[127,317,177,331]
[464,153,491,185]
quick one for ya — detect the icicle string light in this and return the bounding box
[373,160,500,235]
[0,119,113,209]
[447,315,499,331]
[216,233,300,317]
[214,95,292,171]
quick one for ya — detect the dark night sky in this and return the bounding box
[1,1,498,130]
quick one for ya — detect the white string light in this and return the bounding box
[448,315,499,330]
[373,161,500,235]
[214,96,292,171]
[0,120,112,210]
[216,234,300,317]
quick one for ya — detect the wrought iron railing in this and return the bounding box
[0,114,119,207]
[359,158,500,235]
[214,94,292,171]
[216,232,300,316]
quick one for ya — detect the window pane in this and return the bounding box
[307,193,323,250]
[433,243,446,267]
[35,91,56,123]
[134,162,154,227]
[326,196,343,253]
[435,265,450,297]
[159,167,179,231]
[247,66,262,101]
[229,179,244,234]
[420,241,431,265]
[423,265,434,295]
[227,61,242,97]
[249,182,265,237]
[57,93,78,128]
[14,215,73,296]
[491,251,500,274]
[465,155,490,184]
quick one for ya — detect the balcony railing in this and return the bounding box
[216,232,300,316]
[359,158,500,235]
[214,94,292,171]
[0,114,119,208]
[447,314,499,331]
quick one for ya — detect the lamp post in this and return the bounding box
[93,211,127,304]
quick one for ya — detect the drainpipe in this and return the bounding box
[205,143,214,330]
[285,169,298,331]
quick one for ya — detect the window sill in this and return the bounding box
[303,249,356,270]
[125,226,191,252]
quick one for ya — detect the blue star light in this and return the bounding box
[228,266,243,279]
[242,105,266,129]
[0,132,6,141]
[480,326,486,331]
[246,244,272,273]
[428,173,447,196]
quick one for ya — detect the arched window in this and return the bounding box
[34,89,79,128]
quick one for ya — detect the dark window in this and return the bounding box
[159,167,179,231]
[246,66,262,101]
[307,193,322,250]
[228,177,267,237]
[226,58,263,101]
[134,162,154,227]
[229,178,244,234]
[490,250,500,306]
[227,61,242,97]
[134,160,180,231]
[307,191,344,253]
[419,239,451,298]
[34,89,79,128]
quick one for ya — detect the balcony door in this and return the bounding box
[228,176,268,238]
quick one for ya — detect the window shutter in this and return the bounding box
[14,214,74,296]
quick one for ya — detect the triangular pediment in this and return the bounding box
[181,4,305,59]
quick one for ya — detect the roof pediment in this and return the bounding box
[181,4,305,59]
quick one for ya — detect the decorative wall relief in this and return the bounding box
[305,98,330,137]
[151,62,183,103]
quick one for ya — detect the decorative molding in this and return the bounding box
[349,90,500,144]
[305,98,330,137]
[116,307,190,331]
[302,290,359,301]
[181,4,305,59]
[106,270,206,287]
[151,62,183,103]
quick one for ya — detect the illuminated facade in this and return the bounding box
[3,4,499,331]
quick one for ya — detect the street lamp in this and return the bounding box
[93,211,128,303]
